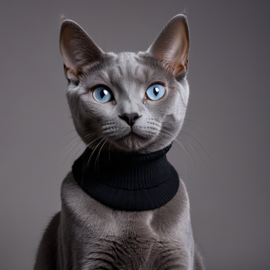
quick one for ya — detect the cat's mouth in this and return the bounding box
[118,130,145,141]
[110,126,154,151]
[115,129,147,145]
[113,129,148,150]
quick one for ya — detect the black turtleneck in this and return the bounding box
[72,144,179,211]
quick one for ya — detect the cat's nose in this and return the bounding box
[119,113,141,126]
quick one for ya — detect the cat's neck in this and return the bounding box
[72,144,179,211]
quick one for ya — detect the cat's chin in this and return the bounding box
[112,132,152,153]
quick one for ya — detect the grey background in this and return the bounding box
[0,1,269,269]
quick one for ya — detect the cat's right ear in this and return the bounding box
[147,14,189,79]
[59,19,103,83]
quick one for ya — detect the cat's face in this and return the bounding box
[60,15,189,153]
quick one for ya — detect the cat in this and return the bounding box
[34,14,206,270]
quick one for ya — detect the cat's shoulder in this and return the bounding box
[61,171,114,215]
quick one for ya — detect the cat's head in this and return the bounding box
[59,14,189,154]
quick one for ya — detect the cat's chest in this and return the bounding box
[69,199,161,245]
[70,225,182,270]
[77,234,157,269]
[64,199,181,269]
[60,174,187,269]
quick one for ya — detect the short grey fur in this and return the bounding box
[34,14,206,270]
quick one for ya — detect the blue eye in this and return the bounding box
[146,84,165,100]
[93,86,113,103]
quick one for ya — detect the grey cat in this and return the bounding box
[34,14,206,270]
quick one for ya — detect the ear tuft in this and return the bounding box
[60,14,67,23]
[147,14,189,78]
[182,8,188,16]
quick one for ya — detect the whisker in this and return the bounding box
[181,130,215,165]
[55,134,81,163]
[158,129,197,178]
[108,140,112,162]
[57,132,98,180]
[86,138,106,167]
[70,132,99,161]
[55,129,76,145]
[57,137,82,180]
[184,118,207,129]
[174,137,198,178]
[56,132,97,164]
[182,123,208,139]
[95,138,108,179]
[170,143,188,181]
[177,133,207,169]
[82,136,105,180]
[59,135,93,179]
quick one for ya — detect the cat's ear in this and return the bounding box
[59,19,103,82]
[147,14,189,79]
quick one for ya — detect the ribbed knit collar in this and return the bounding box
[72,144,179,211]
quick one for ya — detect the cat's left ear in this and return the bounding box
[147,14,189,79]
[59,19,104,82]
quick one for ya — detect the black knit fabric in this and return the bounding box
[72,144,179,211]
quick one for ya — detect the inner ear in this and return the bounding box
[147,14,189,77]
[60,19,104,81]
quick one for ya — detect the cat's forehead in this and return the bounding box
[83,51,175,89]
[112,52,140,68]
[106,51,155,85]
[108,52,147,84]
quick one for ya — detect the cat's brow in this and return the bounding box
[83,52,178,93]
[101,54,151,89]
[116,65,123,76]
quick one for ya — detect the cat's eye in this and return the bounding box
[93,86,113,103]
[145,84,165,101]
